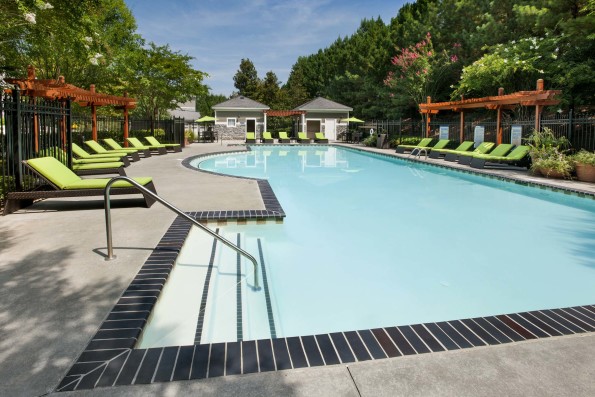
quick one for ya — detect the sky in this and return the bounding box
[124,0,407,97]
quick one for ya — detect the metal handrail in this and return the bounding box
[103,176,260,290]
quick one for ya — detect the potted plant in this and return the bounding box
[184,130,194,145]
[570,150,595,183]
[525,128,572,179]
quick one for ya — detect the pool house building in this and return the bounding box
[212,95,352,141]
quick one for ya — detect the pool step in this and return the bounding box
[136,226,275,348]
[200,230,274,344]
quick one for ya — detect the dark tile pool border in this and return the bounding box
[56,146,595,391]
[339,145,595,199]
[181,149,286,223]
[57,211,595,392]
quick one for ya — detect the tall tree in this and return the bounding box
[260,71,280,107]
[233,58,260,99]
[124,43,207,126]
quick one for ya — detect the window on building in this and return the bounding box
[227,118,236,127]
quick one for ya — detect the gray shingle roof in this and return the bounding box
[212,96,269,110]
[294,97,353,111]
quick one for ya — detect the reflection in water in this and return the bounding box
[214,146,350,175]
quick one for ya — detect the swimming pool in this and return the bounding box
[138,145,595,348]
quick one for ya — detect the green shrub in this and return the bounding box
[389,135,424,148]
[362,134,377,147]
[570,150,595,166]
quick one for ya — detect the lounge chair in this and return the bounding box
[314,132,329,143]
[125,137,168,155]
[262,132,274,144]
[429,141,474,159]
[278,131,291,143]
[410,139,450,156]
[444,142,495,162]
[297,132,311,144]
[469,145,531,169]
[85,140,141,162]
[42,147,126,176]
[144,136,182,152]
[395,138,433,154]
[72,143,131,166]
[246,132,257,144]
[3,156,156,215]
[104,138,160,156]
[457,143,513,165]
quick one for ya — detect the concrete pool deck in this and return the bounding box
[0,141,594,396]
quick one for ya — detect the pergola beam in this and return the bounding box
[6,66,136,144]
[419,79,561,143]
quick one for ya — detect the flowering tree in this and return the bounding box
[384,33,460,129]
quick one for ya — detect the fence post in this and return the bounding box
[568,109,573,143]
[66,99,72,169]
[11,87,23,189]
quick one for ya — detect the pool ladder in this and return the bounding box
[102,176,261,290]
[409,147,429,160]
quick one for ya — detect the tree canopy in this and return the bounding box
[281,0,594,118]
[0,0,208,120]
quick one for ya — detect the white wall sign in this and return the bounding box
[439,126,449,140]
[511,125,523,146]
[473,126,485,147]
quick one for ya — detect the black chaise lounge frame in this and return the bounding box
[4,161,157,215]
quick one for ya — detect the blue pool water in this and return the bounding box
[141,145,595,346]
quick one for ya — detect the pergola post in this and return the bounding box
[459,111,465,142]
[123,92,130,147]
[90,84,97,141]
[535,79,544,132]
[425,96,432,137]
[264,112,267,133]
[496,87,504,145]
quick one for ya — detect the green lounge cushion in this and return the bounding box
[431,139,450,150]
[397,137,433,149]
[73,157,122,164]
[279,132,290,140]
[103,138,139,152]
[44,146,122,165]
[263,132,273,140]
[246,133,256,140]
[85,140,134,155]
[473,145,530,161]
[298,132,308,140]
[72,143,123,159]
[456,142,495,157]
[432,141,474,154]
[479,143,513,158]
[26,157,151,190]
[315,132,327,140]
[126,137,161,150]
[72,162,124,170]
[145,136,180,147]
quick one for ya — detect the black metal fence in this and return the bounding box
[1,90,72,207]
[369,110,595,151]
[1,91,185,212]
[71,115,185,147]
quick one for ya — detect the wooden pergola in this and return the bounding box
[6,66,136,143]
[419,79,561,144]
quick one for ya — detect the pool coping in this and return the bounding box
[56,145,595,392]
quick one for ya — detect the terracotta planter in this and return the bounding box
[538,168,567,179]
[575,163,595,183]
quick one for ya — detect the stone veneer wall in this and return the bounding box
[214,124,265,140]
